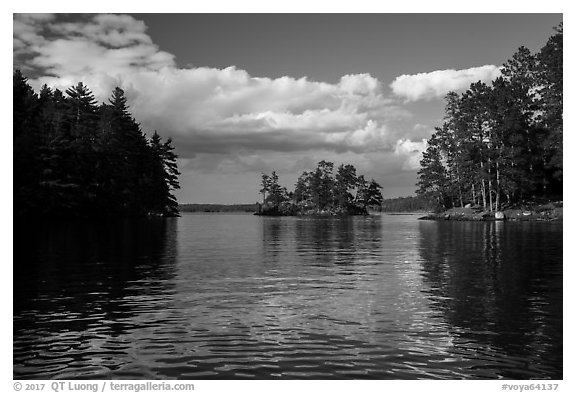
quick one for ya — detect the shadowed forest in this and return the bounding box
[14,72,180,218]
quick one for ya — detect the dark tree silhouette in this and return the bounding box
[13,74,181,218]
[258,161,382,216]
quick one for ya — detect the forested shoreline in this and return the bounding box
[377,195,437,213]
[14,71,180,218]
[178,197,434,214]
[179,204,258,213]
[417,25,562,213]
[257,161,383,216]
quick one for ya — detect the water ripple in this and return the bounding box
[13,214,562,379]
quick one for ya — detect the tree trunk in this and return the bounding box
[495,159,500,211]
[542,157,547,194]
[487,157,493,212]
[480,161,487,210]
[457,178,463,208]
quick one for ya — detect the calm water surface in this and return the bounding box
[14,213,562,379]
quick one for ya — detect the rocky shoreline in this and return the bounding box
[419,201,563,222]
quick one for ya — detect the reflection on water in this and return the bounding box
[14,214,562,379]
[418,221,562,379]
[14,218,179,379]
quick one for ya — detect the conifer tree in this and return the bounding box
[416,25,562,211]
[334,164,357,210]
[13,72,181,218]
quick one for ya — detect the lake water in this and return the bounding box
[13,213,562,379]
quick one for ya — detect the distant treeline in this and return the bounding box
[417,24,562,212]
[14,71,180,218]
[180,197,434,214]
[179,204,258,213]
[378,195,437,213]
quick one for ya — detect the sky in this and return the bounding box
[12,13,563,204]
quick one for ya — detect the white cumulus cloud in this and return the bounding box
[394,138,427,170]
[390,65,502,101]
[13,13,414,160]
